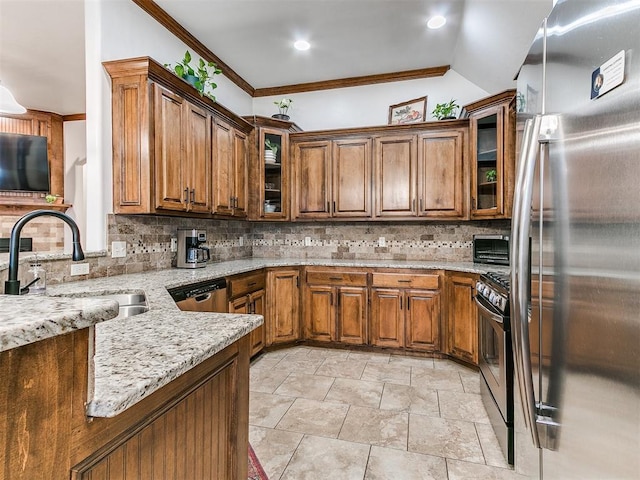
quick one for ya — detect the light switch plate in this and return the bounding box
[304,236,312,247]
[111,241,127,258]
[70,263,90,276]
[239,236,244,247]
[170,238,177,252]
[378,237,386,247]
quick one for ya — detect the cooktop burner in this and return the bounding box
[483,272,510,291]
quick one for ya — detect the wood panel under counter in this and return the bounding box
[0,295,259,480]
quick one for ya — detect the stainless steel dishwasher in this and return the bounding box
[167,278,228,312]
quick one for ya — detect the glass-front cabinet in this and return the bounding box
[474,108,502,214]
[261,129,286,219]
[246,116,301,221]
[466,90,516,219]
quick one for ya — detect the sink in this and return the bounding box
[90,292,148,318]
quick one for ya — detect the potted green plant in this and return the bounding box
[45,194,60,204]
[165,50,222,101]
[486,169,497,182]
[272,98,293,120]
[432,99,459,120]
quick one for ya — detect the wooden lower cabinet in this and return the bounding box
[302,268,368,345]
[370,288,441,352]
[370,271,441,352]
[230,289,266,357]
[266,269,301,346]
[228,271,267,357]
[446,272,479,364]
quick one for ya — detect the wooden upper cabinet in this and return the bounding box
[374,135,417,217]
[292,137,372,219]
[417,130,465,219]
[465,90,516,219]
[154,86,185,211]
[185,101,212,213]
[154,85,211,213]
[212,117,248,218]
[104,57,253,216]
[232,128,248,217]
[332,138,371,217]
[293,140,331,218]
[212,118,233,215]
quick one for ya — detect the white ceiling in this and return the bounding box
[0,0,552,116]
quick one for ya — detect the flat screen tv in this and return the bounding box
[0,132,50,192]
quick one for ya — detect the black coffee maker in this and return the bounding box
[176,228,210,269]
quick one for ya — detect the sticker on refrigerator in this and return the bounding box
[591,50,625,99]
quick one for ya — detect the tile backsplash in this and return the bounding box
[1,214,510,288]
[251,220,510,261]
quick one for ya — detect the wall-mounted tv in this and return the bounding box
[0,132,50,192]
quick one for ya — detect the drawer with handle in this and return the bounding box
[227,270,266,298]
[305,269,368,286]
[371,273,439,289]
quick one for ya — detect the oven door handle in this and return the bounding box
[474,296,504,325]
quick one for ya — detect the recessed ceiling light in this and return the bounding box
[294,40,310,51]
[427,15,447,29]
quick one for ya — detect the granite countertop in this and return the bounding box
[1,257,506,419]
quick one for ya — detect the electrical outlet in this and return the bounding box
[111,241,127,258]
[378,237,386,247]
[170,238,177,252]
[304,236,312,247]
[70,263,90,276]
[239,236,244,247]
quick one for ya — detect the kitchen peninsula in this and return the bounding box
[0,267,262,480]
[1,256,506,479]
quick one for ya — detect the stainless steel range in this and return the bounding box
[475,271,513,465]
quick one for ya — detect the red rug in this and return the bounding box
[248,443,269,480]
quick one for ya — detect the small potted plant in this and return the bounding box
[264,139,278,163]
[165,50,222,101]
[486,169,497,182]
[432,99,459,120]
[272,98,293,120]
[45,194,60,204]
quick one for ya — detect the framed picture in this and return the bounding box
[388,96,427,125]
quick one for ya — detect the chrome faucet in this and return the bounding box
[4,210,85,295]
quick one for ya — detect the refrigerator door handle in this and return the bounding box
[511,115,543,449]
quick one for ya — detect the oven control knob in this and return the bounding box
[489,291,496,304]
[476,281,483,293]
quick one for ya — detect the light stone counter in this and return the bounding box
[1,257,506,419]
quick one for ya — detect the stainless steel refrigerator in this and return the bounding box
[511,0,640,478]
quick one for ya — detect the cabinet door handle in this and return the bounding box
[407,297,411,310]
[248,282,257,287]
[333,201,336,213]
[419,198,423,211]
[234,196,238,208]
[330,292,334,306]
[184,187,189,204]
[327,201,330,213]
[329,277,342,281]
[412,198,416,211]
[398,280,411,284]
[400,297,403,310]
[190,189,195,204]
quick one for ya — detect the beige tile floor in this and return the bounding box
[249,346,528,480]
